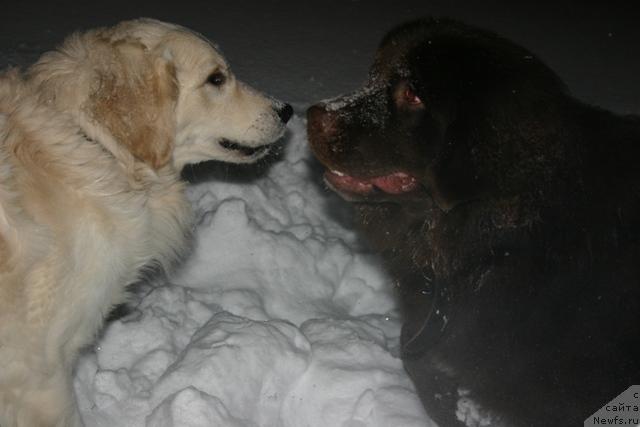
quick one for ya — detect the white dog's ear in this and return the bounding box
[87,40,178,169]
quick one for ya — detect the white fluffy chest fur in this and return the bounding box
[0,82,192,370]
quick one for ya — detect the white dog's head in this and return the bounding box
[28,18,292,171]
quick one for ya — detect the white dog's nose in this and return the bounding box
[276,104,293,124]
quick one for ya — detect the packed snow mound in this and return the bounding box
[74,115,433,427]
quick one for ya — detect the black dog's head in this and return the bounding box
[308,18,571,211]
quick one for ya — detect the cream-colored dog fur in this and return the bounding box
[0,18,290,427]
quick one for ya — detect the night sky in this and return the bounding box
[2,0,639,112]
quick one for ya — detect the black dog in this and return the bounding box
[307,18,639,427]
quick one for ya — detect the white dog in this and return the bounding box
[0,18,292,427]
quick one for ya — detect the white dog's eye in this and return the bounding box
[207,71,226,87]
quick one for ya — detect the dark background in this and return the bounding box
[2,0,639,113]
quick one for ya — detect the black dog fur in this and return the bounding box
[307,18,640,427]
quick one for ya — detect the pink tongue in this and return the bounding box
[326,173,374,194]
[326,171,419,195]
[371,173,419,194]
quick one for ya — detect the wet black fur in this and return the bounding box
[307,18,640,427]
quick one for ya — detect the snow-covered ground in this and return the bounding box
[72,116,433,427]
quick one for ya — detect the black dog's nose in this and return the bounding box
[277,104,294,124]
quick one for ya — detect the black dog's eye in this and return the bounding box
[394,81,425,109]
[207,71,226,87]
[403,87,422,105]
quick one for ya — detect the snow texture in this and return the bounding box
[455,389,501,427]
[73,117,434,427]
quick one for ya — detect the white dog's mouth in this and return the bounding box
[219,139,271,157]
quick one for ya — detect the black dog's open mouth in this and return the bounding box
[220,139,271,157]
[324,170,421,195]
